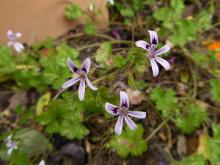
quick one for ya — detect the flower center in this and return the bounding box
[118,106,128,116]
[76,70,86,79]
[148,48,156,58]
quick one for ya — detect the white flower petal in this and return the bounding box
[14,42,24,52]
[78,79,86,101]
[7,148,13,155]
[15,32,22,38]
[124,115,137,130]
[39,160,45,165]
[155,57,170,70]
[135,40,150,50]
[61,77,81,89]
[155,44,170,56]
[128,111,146,119]
[148,30,158,47]
[120,91,129,108]
[150,58,159,77]
[85,76,97,90]
[81,58,91,73]
[105,102,118,115]
[114,115,123,135]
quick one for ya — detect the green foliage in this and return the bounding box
[65,3,84,20]
[38,92,89,139]
[153,0,213,46]
[36,92,51,115]
[150,87,208,134]
[172,154,206,165]
[150,87,177,117]
[207,124,220,163]
[95,42,112,66]
[84,23,97,35]
[15,106,34,126]
[0,129,50,163]
[14,128,51,155]
[40,44,79,89]
[174,104,208,134]
[107,124,147,158]
[0,46,16,78]
[210,79,220,102]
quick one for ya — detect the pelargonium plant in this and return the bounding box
[135,30,171,77]
[7,30,24,53]
[105,91,146,135]
[61,57,97,101]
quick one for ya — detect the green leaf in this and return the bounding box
[14,128,51,155]
[95,42,112,66]
[38,93,89,139]
[65,3,84,20]
[174,103,208,134]
[0,45,16,78]
[172,154,206,165]
[150,87,177,118]
[210,79,220,102]
[171,0,185,14]
[107,124,147,158]
[120,8,135,18]
[84,23,97,35]
[36,92,51,115]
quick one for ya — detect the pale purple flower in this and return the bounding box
[135,30,171,77]
[62,57,97,101]
[39,160,45,165]
[105,91,146,135]
[6,135,18,155]
[7,30,24,53]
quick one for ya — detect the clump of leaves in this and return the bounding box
[172,154,206,165]
[0,128,50,164]
[150,87,177,118]
[0,46,16,79]
[107,124,147,158]
[153,0,213,46]
[174,103,208,134]
[84,22,97,35]
[37,92,89,139]
[150,87,208,134]
[210,79,220,102]
[65,3,84,20]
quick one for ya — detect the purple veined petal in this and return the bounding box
[7,30,14,40]
[128,111,146,119]
[155,44,170,56]
[124,115,137,130]
[81,58,91,73]
[120,91,129,108]
[61,77,81,89]
[78,79,86,101]
[135,40,150,51]
[155,57,170,70]
[39,160,45,165]
[67,57,79,73]
[15,32,22,38]
[150,58,159,77]
[114,115,123,135]
[14,42,24,52]
[85,76,97,90]
[148,30,158,47]
[105,102,118,115]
